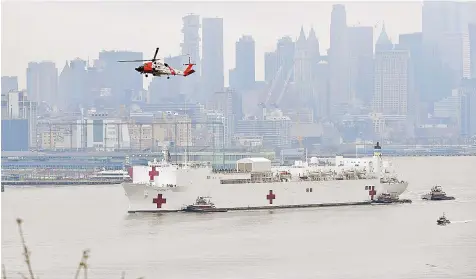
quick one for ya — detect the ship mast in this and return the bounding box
[373,141,383,178]
[185,121,189,166]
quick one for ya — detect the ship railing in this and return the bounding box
[149,183,178,188]
[217,173,252,181]
[219,178,252,184]
[219,174,280,184]
[212,169,241,174]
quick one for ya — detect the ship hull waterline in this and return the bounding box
[123,179,409,213]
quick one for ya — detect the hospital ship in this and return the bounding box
[122,143,409,213]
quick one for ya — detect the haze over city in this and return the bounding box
[1,0,476,154]
[2,1,423,88]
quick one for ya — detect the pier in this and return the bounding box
[2,180,122,186]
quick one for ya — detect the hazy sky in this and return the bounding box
[1,1,423,89]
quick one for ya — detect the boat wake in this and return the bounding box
[451,220,472,224]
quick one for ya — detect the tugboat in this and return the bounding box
[371,192,412,204]
[437,213,451,226]
[372,193,395,204]
[422,185,455,201]
[183,197,228,213]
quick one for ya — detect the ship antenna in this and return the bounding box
[222,121,225,168]
[212,121,216,169]
[186,121,189,166]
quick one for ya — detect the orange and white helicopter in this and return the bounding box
[118,47,196,79]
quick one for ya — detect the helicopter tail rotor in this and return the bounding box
[183,56,196,66]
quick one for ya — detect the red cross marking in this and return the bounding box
[368,186,377,200]
[149,166,159,181]
[266,190,276,204]
[152,194,167,208]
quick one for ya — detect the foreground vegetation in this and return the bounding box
[2,218,144,279]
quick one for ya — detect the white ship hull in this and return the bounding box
[123,179,408,213]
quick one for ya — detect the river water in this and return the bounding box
[2,156,476,279]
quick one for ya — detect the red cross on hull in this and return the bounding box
[153,194,167,208]
[266,190,276,204]
[149,167,159,181]
[368,186,377,200]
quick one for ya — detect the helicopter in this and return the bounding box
[117,47,195,79]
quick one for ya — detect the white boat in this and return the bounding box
[93,169,132,182]
[122,143,409,213]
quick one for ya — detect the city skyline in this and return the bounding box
[2,1,423,89]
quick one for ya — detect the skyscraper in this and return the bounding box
[422,1,468,50]
[294,27,310,106]
[469,24,476,78]
[439,32,471,86]
[97,51,143,106]
[261,36,295,107]
[1,76,18,95]
[202,17,224,99]
[294,27,320,109]
[181,14,201,77]
[181,14,201,99]
[58,59,88,110]
[313,61,330,120]
[397,32,424,120]
[373,50,411,115]
[460,79,476,136]
[26,61,58,105]
[422,1,469,102]
[234,35,256,91]
[264,52,277,84]
[375,24,393,52]
[329,4,351,116]
[348,26,373,104]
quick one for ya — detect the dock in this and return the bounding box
[2,180,122,186]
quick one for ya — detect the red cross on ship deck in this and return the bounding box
[153,194,167,208]
[266,190,276,204]
[368,186,377,200]
[149,167,159,181]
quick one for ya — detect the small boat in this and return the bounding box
[437,213,451,226]
[183,196,228,213]
[422,185,455,201]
